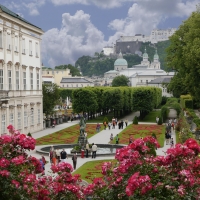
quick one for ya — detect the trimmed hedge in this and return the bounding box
[180,94,193,109]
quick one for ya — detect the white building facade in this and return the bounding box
[0,4,44,135]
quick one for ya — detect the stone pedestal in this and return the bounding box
[78,135,88,150]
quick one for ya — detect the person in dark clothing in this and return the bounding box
[60,149,68,162]
[72,152,77,170]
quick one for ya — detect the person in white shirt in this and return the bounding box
[92,143,97,158]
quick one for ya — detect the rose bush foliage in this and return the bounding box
[1,125,200,199]
[0,125,83,200]
[84,137,200,200]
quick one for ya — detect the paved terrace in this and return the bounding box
[29,111,176,174]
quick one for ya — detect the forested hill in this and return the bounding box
[75,40,170,77]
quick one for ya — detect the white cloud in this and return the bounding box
[42,10,105,67]
[107,0,199,44]
[22,0,46,16]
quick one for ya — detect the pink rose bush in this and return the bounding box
[0,125,83,200]
[84,136,200,199]
[1,125,200,199]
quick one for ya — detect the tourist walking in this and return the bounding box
[110,133,113,143]
[121,120,124,129]
[60,149,68,162]
[85,143,89,158]
[112,117,116,129]
[72,152,77,170]
[96,123,101,132]
[115,134,119,144]
[56,149,61,163]
[103,121,107,130]
[92,143,97,158]
[170,138,174,148]
[125,119,128,127]
[156,116,159,124]
[108,122,111,130]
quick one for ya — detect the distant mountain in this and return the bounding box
[75,40,170,77]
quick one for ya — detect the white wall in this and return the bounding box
[0,12,44,135]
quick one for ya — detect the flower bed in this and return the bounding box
[36,124,101,145]
[111,124,165,147]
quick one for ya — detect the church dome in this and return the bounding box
[143,48,148,58]
[114,51,128,66]
[114,58,128,66]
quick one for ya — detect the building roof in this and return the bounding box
[60,77,92,83]
[0,4,42,30]
[149,77,172,84]
[105,70,119,74]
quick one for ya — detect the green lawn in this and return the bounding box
[111,124,165,147]
[72,159,115,183]
[139,110,160,123]
[36,124,103,145]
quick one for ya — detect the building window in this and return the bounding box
[24,111,28,127]
[29,41,32,56]
[15,36,18,51]
[23,72,26,90]
[35,42,39,57]
[1,114,6,133]
[16,71,19,90]
[30,109,34,125]
[0,69,3,90]
[146,80,148,84]
[76,84,78,87]
[0,31,2,48]
[7,33,11,50]
[9,113,14,125]
[38,109,40,124]
[30,72,33,90]
[37,73,39,90]
[140,80,143,83]
[22,38,25,54]
[8,70,12,90]
[17,112,21,129]
[67,85,68,87]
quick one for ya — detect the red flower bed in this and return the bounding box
[36,124,99,145]
[115,124,164,145]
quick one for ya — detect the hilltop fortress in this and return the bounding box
[103,28,176,56]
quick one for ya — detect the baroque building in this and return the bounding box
[0,4,44,135]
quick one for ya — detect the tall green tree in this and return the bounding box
[72,89,98,114]
[43,83,60,115]
[112,75,130,87]
[166,7,200,105]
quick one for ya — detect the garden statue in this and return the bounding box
[79,116,86,136]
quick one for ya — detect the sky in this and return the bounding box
[2,0,200,67]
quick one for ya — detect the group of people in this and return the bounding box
[98,118,128,132]
[49,146,78,170]
[85,143,98,158]
[110,133,120,144]
[165,118,176,148]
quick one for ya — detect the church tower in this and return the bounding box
[141,47,150,67]
[151,48,160,69]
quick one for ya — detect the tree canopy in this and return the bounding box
[43,83,60,115]
[55,64,81,76]
[112,75,130,87]
[166,7,200,105]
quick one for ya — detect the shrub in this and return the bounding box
[161,96,168,105]
[27,132,32,137]
[103,117,108,124]
[193,118,200,127]
[185,99,193,109]
[133,116,138,124]
[160,106,170,122]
